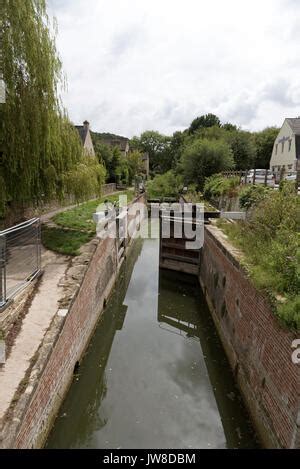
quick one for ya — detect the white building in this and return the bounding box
[270,118,300,178]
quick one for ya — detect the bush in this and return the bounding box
[146,171,183,199]
[203,174,240,199]
[239,185,270,209]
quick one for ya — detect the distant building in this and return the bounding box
[99,134,130,157]
[270,118,300,178]
[75,120,95,156]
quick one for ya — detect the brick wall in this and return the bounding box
[199,225,300,448]
[7,194,145,449]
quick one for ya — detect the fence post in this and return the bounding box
[0,234,6,307]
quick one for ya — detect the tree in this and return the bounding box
[224,130,257,170]
[131,131,171,173]
[254,127,279,169]
[192,126,256,170]
[93,141,114,181]
[168,131,186,171]
[127,150,144,184]
[0,0,105,213]
[180,138,234,189]
[222,122,238,131]
[110,147,122,182]
[188,114,221,135]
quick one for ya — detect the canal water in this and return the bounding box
[46,237,259,449]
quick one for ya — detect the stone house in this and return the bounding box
[75,120,95,156]
[270,118,300,178]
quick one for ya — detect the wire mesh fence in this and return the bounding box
[0,218,41,308]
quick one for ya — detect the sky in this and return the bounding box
[48,0,300,137]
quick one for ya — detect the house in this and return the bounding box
[270,118,300,179]
[99,134,130,157]
[75,120,95,156]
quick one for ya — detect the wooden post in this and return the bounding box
[253,168,256,185]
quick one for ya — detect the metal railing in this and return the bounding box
[0,218,41,308]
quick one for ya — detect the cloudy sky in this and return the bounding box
[48,0,300,137]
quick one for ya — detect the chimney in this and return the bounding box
[83,120,90,130]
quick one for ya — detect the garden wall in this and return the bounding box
[199,224,300,448]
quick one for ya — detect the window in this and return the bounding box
[281,141,285,152]
[288,164,292,170]
[275,144,278,155]
[289,140,292,151]
[272,166,275,172]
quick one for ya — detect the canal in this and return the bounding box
[46,237,259,449]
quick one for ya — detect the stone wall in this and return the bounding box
[0,184,117,229]
[0,194,145,448]
[199,224,300,448]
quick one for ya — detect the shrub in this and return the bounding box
[146,171,182,199]
[203,174,240,199]
[239,185,270,209]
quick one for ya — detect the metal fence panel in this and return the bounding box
[0,218,41,308]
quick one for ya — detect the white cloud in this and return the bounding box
[47,0,300,136]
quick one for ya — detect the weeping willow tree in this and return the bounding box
[0,0,105,215]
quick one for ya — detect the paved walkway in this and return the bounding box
[0,249,68,420]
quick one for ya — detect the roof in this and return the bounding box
[75,125,88,145]
[105,137,129,151]
[286,118,300,135]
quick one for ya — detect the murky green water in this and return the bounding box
[46,238,259,449]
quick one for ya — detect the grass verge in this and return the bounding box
[42,190,135,256]
[42,226,94,256]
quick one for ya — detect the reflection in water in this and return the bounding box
[46,238,259,449]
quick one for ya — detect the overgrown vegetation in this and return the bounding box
[239,184,271,209]
[146,171,182,199]
[42,190,135,255]
[203,174,240,199]
[216,183,300,330]
[0,0,106,216]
